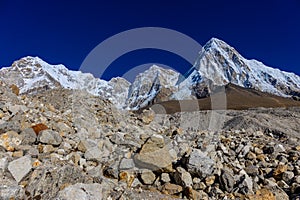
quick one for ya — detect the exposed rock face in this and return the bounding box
[0,81,299,199]
[125,65,179,109]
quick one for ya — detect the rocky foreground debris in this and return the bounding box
[0,81,300,200]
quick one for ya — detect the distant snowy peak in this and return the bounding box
[173,38,300,99]
[0,56,130,109]
[125,65,179,109]
[0,56,62,94]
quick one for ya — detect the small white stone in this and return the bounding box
[8,156,32,183]
[57,149,65,155]
[0,157,8,172]
[161,173,171,183]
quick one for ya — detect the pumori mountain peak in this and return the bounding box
[172,38,300,100]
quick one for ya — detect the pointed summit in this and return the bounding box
[203,37,234,52]
[173,38,300,100]
[206,37,224,44]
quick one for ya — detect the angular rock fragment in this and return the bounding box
[38,130,62,145]
[20,128,37,144]
[57,183,103,200]
[8,156,32,183]
[219,169,235,192]
[140,169,156,185]
[187,148,216,178]
[134,134,173,171]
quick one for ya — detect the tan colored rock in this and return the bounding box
[161,173,171,183]
[140,134,165,152]
[12,150,24,157]
[174,167,193,187]
[205,175,215,186]
[246,152,257,160]
[119,171,135,187]
[46,104,56,112]
[42,145,55,153]
[274,164,288,177]
[257,154,266,161]
[68,152,81,166]
[186,186,209,200]
[140,170,156,185]
[32,159,42,168]
[0,111,4,119]
[37,144,43,153]
[140,109,155,124]
[10,84,19,96]
[134,134,173,171]
[0,131,22,151]
[248,189,275,200]
[162,183,183,195]
[77,140,96,153]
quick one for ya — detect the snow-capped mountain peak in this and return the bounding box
[172,38,300,100]
[0,56,130,109]
[203,37,226,50]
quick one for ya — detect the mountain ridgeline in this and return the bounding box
[1,38,300,111]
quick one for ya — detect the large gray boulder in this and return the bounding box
[57,183,103,200]
[38,130,62,145]
[26,165,88,199]
[187,148,216,178]
[133,134,173,171]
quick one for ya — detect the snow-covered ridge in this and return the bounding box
[1,38,300,110]
[125,65,180,109]
[0,56,130,109]
[172,38,300,100]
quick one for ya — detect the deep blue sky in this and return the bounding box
[1,0,299,80]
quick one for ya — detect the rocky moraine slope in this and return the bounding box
[0,79,300,199]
